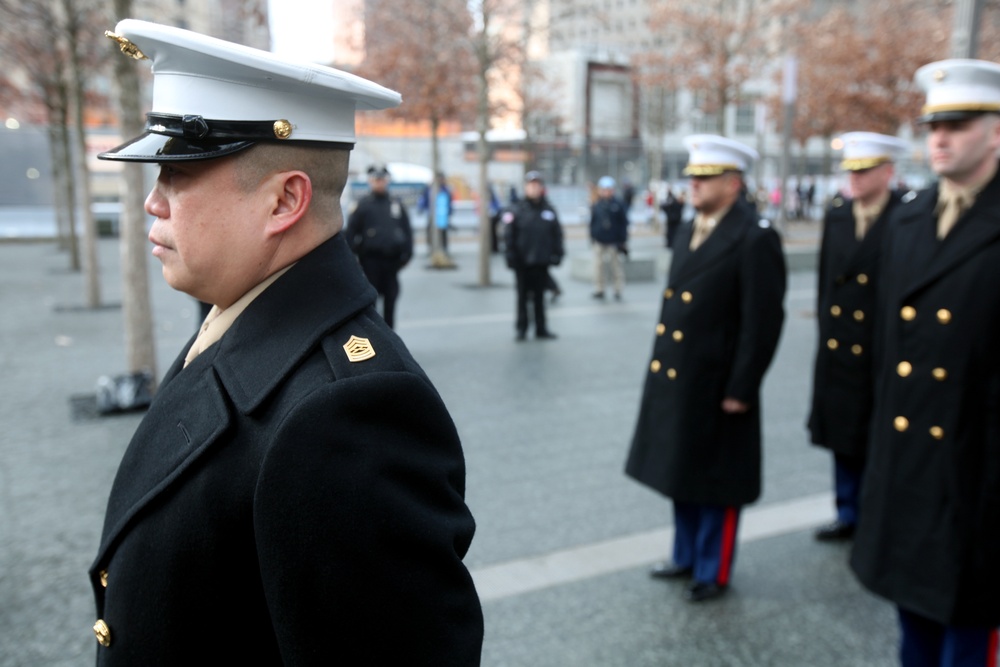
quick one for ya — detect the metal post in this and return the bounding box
[778,55,797,232]
[951,0,984,58]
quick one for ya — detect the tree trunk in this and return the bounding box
[476,62,492,287]
[64,0,100,306]
[114,0,158,387]
[49,89,78,265]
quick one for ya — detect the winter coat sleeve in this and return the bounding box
[724,225,787,403]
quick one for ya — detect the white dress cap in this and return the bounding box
[838,132,909,171]
[683,134,759,176]
[99,19,402,162]
[915,59,1000,124]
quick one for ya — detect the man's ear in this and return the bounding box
[265,170,312,236]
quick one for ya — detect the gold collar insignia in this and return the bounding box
[343,335,376,363]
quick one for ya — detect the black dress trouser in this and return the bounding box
[515,265,549,335]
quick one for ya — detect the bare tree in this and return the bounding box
[107,0,157,387]
[61,0,109,308]
[358,0,478,268]
[647,0,804,136]
[468,0,528,286]
[773,0,950,173]
[0,0,80,267]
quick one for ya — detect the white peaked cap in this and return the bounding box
[838,132,909,171]
[683,134,758,176]
[99,19,401,162]
[915,59,1000,124]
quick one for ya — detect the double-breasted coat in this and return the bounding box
[850,165,1000,627]
[807,192,901,457]
[625,199,787,506]
[88,234,484,665]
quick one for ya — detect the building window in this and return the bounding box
[735,100,757,135]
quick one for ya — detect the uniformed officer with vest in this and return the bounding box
[346,164,414,328]
[850,59,1000,666]
[89,20,483,665]
[807,132,908,542]
[625,135,786,602]
[503,171,564,341]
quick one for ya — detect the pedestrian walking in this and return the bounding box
[850,59,1000,666]
[590,175,629,300]
[503,171,563,341]
[345,164,413,328]
[807,132,908,543]
[91,19,483,665]
[625,134,786,603]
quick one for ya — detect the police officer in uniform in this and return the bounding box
[503,171,563,341]
[808,132,908,542]
[625,135,786,602]
[850,59,1000,666]
[346,164,413,328]
[89,20,483,665]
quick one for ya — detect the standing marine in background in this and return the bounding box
[626,135,786,603]
[851,58,1000,667]
[807,132,908,542]
[346,164,414,328]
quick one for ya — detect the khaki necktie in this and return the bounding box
[936,190,968,240]
[689,215,716,251]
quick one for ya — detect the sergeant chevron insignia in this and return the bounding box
[343,335,376,363]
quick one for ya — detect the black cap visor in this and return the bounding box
[98,130,257,163]
[917,109,989,125]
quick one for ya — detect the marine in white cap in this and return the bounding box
[850,58,1000,666]
[626,134,786,603]
[89,20,483,665]
[806,131,909,546]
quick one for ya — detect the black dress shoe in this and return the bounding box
[684,581,728,602]
[649,562,693,579]
[814,520,855,542]
[515,331,527,342]
[536,331,558,340]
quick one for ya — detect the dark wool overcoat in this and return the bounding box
[807,192,901,457]
[89,234,483,666]
[851,165,1000,627]
[625,199,786,506]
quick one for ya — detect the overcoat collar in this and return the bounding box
[670,200,751,284]
[840,192,899,277]
[898,163,1000,298]
[93,234,377,565]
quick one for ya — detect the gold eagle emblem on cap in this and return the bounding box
[343,335,376,363]
[104,31,148,60]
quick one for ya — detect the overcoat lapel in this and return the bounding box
[94,362,231,562]
[902,176,1000,298]
[93,234,377,565]
[669,207,747,285]
[844,204,890,276]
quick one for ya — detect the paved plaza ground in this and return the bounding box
[0,221,900,666]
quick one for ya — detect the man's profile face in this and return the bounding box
[370,176,388,194]
[145,154,270,308]
[848,162,894,205]
[926,114,1000,184]
[689,172,738,215]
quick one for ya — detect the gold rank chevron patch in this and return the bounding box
[343,336,376,363]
